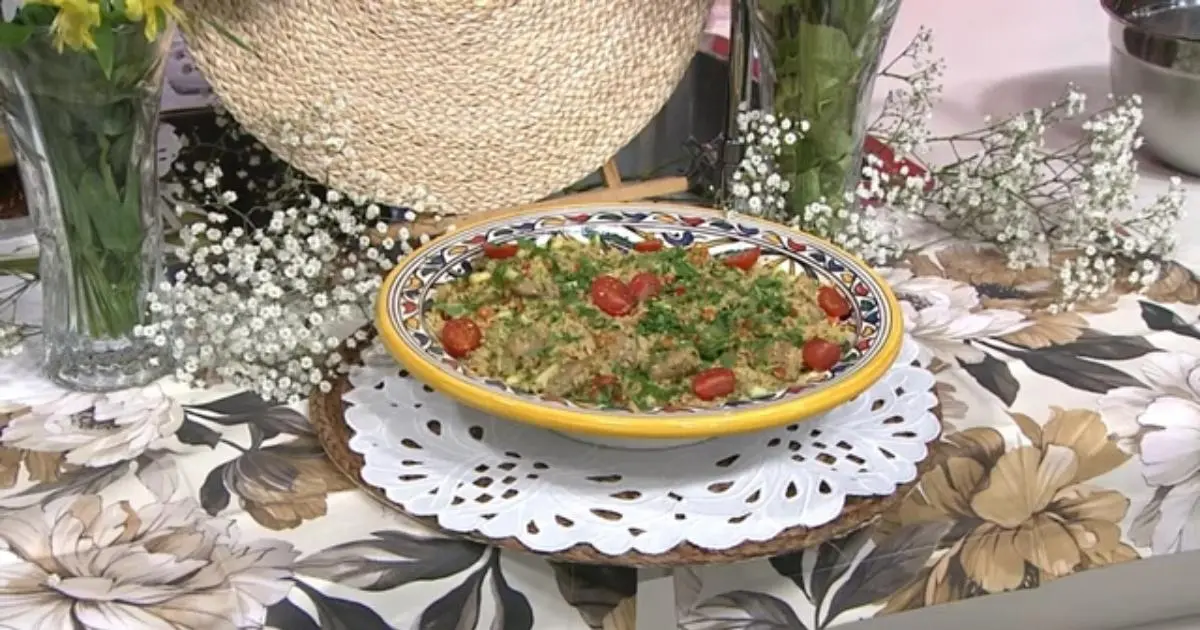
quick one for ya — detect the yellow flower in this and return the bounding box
[33,0,101,51]
[124,0,183,40]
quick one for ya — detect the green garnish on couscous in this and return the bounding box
[429,236,856,411]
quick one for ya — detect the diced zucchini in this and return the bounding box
[534,364,560,388]
[469,272,491,285]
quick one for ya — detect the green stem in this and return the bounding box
[0,256,38,275]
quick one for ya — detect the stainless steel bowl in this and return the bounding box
[1104,0,1200,174]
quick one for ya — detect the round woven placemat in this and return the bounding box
[309,373,943,567]
[181,0,712,215]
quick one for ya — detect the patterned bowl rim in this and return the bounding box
[375,202,904,439]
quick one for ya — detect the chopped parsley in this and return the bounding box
[428,236,856,410]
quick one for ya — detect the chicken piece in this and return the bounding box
[505,329,545,361]
[649,348,701,380]
[766,341,805,380]
[544,360,592,397]
[512,276,559,299]
[600,333,647,368]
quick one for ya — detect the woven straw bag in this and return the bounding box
[180,0,714,215]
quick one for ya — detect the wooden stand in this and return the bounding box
[398,158,689,240]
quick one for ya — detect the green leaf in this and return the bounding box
[766,2,890,213]
[14,4,57,28]
[0,23,34,48]
[92,27,115,79]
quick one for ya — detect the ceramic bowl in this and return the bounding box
[376,203,903,446]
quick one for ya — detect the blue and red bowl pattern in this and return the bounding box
[382,207,898,416]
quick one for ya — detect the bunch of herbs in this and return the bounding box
[754,0,901,213]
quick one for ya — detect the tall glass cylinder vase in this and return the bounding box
[755,0,902,214]
[0,26,172,391]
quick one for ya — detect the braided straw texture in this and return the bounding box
[180,0,713,214]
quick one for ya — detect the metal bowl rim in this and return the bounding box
[1101,0,1200,42]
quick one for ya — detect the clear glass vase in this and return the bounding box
[0,25,172,391]
[754,0,902,213]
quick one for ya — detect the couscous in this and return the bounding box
[428,236,856,410]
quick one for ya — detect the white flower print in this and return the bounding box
[0,495,298,630]
[880,268,1029,365]
[0,352,97,417]
[0,354,184,467]
[1100,352,1200,554]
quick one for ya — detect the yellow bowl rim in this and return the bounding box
[375,201,905,439]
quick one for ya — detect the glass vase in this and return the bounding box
[0,25,172,391]
[754,0,902,213]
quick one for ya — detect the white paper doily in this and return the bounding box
[344,336,939,556]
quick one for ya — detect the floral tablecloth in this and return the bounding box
[3,222,1200,628]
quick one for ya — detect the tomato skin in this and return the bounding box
[692,367,737,401]
[482,242,519,259]
[634,239,664,253]
[817,286,852,319]
[802,339,842,372]
[723,247,761,271]
[593,374,618,388]
[628,272,662,301]
[591,374,621,400]
[590,275,635,316]
[441,318,482,358]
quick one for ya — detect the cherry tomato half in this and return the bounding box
[692,367,737,401]
[817,286,852,319]
[590,275,635,317]
[634,239,664,253]
[591,374,622,401]
[482,242,519,259]
[723,247,761,271]
[802,339,841,372]
[593,374,618,388]
[628,272,662,302]
[441,318,482,358]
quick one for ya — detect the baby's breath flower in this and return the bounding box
[146,99,439,403]
[721,109,900,264]
[863,28,1180,308]
[723,109,801,219]
[723,27,1185,308]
